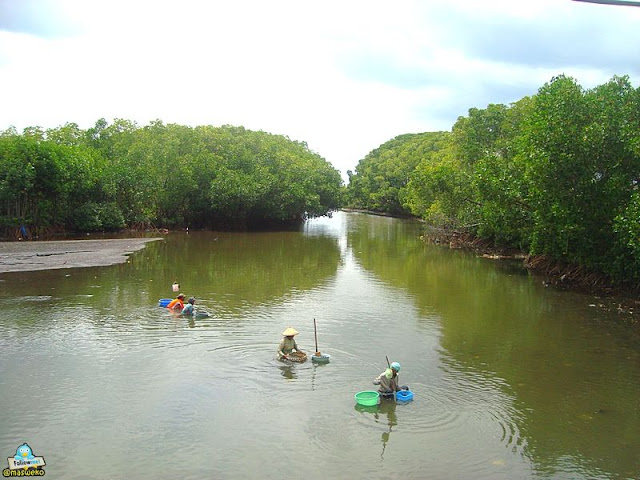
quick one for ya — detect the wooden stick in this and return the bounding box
[314,318,319,353]
[386,355,391,368]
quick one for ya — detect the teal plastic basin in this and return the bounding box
[355,391,380,406]
[311,353,331,363]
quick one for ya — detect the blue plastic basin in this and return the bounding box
[396,390,414,403]
[158,298,172,307]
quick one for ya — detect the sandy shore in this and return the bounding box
[0,238,163,273]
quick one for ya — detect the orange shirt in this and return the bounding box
[167,298,184,310]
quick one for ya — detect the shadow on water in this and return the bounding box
[354,398,398,459]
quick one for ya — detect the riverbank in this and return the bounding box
[344,209,614,288]
[0,238,163,273]
[340,207,418,219]
[421,227,640,317]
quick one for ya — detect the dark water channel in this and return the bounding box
[1,211,638,479]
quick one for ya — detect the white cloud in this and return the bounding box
[1,0,639,180]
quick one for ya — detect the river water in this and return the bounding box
[0,211,638,479]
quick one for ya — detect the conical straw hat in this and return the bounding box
[282,327,299,336]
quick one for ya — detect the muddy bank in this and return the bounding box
[423,228,615,290]
[422,228,640,317]
[0,238,163,273]
[340,208,418,219]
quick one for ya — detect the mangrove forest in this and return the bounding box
[2,74,640,290]
[346,75,640,290]
[0,121,343,233]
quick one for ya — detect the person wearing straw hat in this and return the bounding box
[373,362,403,398]
[277,327,304,360]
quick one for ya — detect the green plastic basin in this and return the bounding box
[355,391,380,406]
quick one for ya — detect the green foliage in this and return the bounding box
[468,98,534,248]
[403,148,465,227]
[0,120,343,234]
[347,132,449,215]
[523,75,640,274]
[612,191,640,283]
[184,125,342,228]
[73,202,125,231]
[452,104,508,166]
[347,74,640,287]
[4,72,640,287]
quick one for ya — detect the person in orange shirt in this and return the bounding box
[166,294,186,311]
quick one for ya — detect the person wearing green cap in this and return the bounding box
[373,362,403,398]
[277,327,304,360]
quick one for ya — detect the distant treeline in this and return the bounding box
[346,75,640,287]
[0,120,343,234]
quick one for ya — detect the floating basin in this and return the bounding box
[311,353,331,363]
[355,391,380,406]
[396,390,414,403]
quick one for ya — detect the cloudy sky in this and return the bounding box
[1,0,639,179]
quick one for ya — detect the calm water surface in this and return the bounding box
[1,212,638,479]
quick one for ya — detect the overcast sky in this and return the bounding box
[1,0,639,179]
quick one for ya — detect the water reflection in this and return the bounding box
[310,362,328,391]
[1,212,639,480]
[378,400,397,459]
[0,230,342,321]
[278,363,297,380]
[353,399,398,459]
[346,212,640,479]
